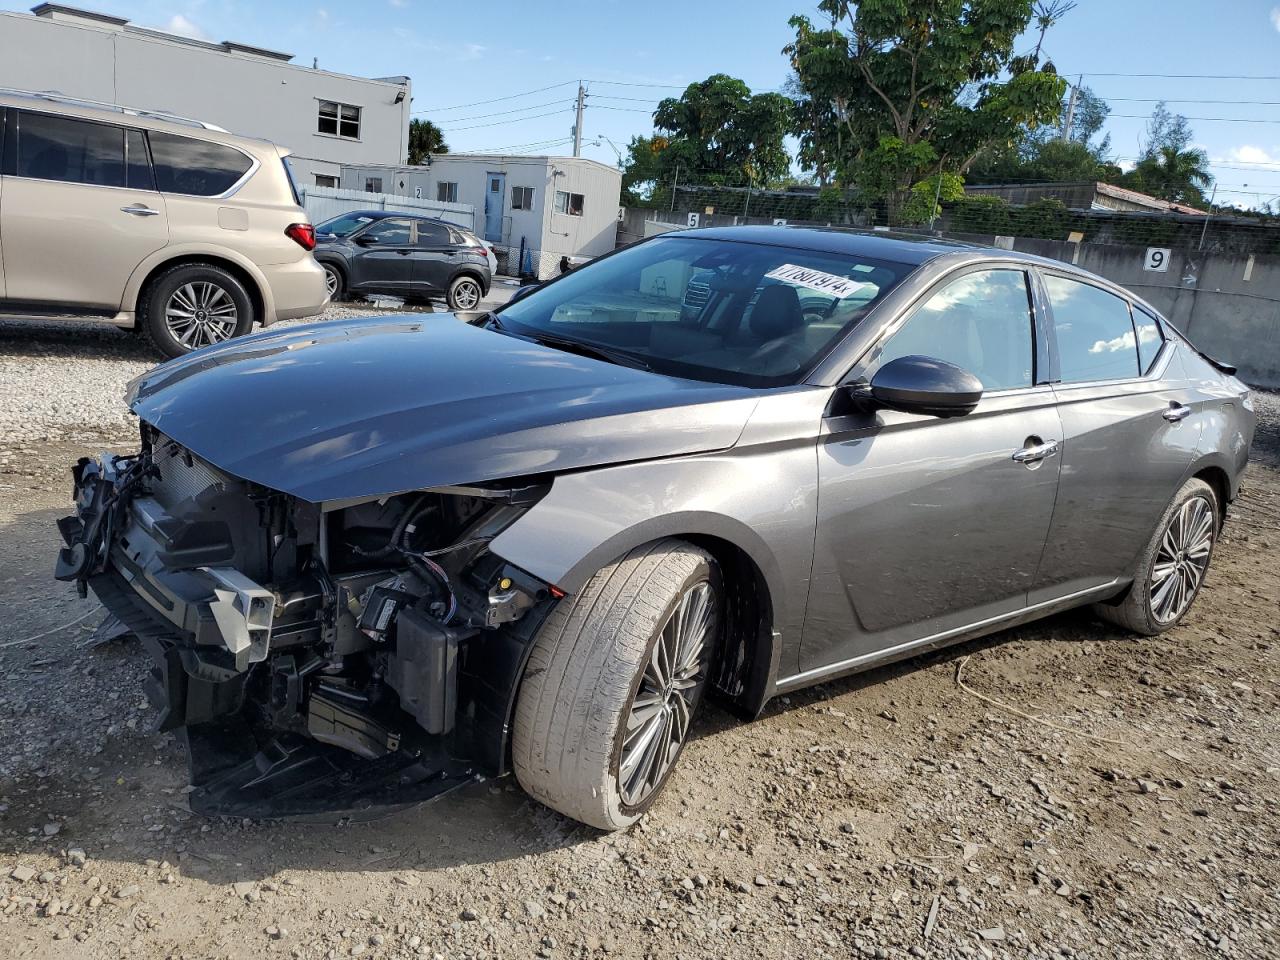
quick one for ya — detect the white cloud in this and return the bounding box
[164,14,208,40]
[1229,145,1280,167]
[458,43,486,61]
[1271,6,1280,32]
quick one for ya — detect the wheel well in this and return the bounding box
[1193,465,1230,527]
[451,270,486,292]
[134,256,265,327]
[683,534,776,718]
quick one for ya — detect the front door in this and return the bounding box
[801,267,1062,674]
[1029,272,1202,602]
[1,109,167,311]
[484,172,505,243]
[349,217,415,294]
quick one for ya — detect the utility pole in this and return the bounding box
[1061,75,1081,142]
[1198,181,1218,251]
[572,82,585,158]
[670,163,679,212]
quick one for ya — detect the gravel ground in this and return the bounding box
[0,327,1275,959]
[0,287,515,446]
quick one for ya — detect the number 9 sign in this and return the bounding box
[1144,247,1171,272]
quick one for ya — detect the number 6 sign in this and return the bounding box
[1144,247,1171,272]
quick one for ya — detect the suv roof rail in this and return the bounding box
[0,86,229,132]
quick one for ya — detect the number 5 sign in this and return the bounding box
[1144,247,1171,272]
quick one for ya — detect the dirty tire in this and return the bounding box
[446,274,483,311]
[513,539,720,830]
[1093,477,1219,635]
[139,262,254,359]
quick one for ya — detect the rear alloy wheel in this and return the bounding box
[513,540,720,830]
[447,275,482,311]
[1093,477,1219,635]
[322,263,345,301]
[140,263,254,359]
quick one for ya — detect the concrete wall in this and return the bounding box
[0,8,411,187]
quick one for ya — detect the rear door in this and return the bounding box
[1029,271,1201,603]
[0,108,167,311]
[348,217,414,294]
[409,219,455,294]
[801,266,1063,674]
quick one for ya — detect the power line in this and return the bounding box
[586,79,688,89]
[1075,72,1280,80]
[439,109,569,132]
[1108,97,1280,106]
[1109,114,1280,124]
[431,99,571,124]
[415,81,576,114]
[592,105,657,114]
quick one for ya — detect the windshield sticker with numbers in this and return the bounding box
[764,264,876,299]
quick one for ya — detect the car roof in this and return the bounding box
[682,225,980,266]
[335,210,473,229]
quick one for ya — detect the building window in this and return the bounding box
[364,177,383,194]
[318,100,361,139]
[436,181,458,203]
[314,174,339,188]
[512,186,534,210]
[554,190,584,216]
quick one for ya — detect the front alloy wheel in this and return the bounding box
[140,262,254,359]
[513,540,720,830]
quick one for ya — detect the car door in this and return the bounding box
[1028,271,1202,603]
[0,108,167,311]
[409,219,455,295]
[800,266,1063,675]
[348,217,414,295]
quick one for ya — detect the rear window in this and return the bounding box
[281,156,302,205]
[148,131,252,197]
[1044,274,1140,383]
[1133,308,1164,374]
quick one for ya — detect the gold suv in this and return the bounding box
[0,89,329,357]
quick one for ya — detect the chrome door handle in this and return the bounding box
[1012,439,1060,463]
[1163,403,1192,423]
[120,205,160,217]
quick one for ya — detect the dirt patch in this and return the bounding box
[0,422,1275,959]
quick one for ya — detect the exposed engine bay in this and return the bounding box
[55,424,557,817]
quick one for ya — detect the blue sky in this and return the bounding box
[7,0,1280,208]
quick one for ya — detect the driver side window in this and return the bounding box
[868,269,1034,392]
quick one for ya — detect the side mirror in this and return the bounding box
[861,355,983,418]
[510,283,540,304]
[353,234,380,246]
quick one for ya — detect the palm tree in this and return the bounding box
[408,119,448,165]
[1125,146,1212,207]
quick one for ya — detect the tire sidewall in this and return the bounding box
[144,265,253,358]
[1132,479,1219,632]
[606,556,722,824]
[322,262,345,301]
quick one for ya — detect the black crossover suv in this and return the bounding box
[312,210,492,310]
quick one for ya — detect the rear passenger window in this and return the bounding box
[415,221,450,245]
[16,111,125,187]
[1044,275,1140,382]
[148,131,252,196]
[1133,309,1164,374]
[871,269,1035,391]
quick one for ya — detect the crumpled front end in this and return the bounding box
[55,425,556,817]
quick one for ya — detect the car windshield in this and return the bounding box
[495,235,912,387]
[316,213,378,238]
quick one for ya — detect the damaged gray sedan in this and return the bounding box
[55,227,1254,829]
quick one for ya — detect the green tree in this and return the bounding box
[644,74,792,187]
[1123,145,1212,206]
[784,0,1067,219]
[407,119,448,165]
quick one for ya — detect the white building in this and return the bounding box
[340,154,623,277]
[0,3,411,186]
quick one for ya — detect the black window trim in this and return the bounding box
[316,98,362,141]
[5,106,162,193]
[1034,265,1172,389]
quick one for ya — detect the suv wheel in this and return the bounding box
[140,263,254,358]
[322,263,346,302]
[1093,477,1219,635]
[513,539,720,830]
[446,275,482,311]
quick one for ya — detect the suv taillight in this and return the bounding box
[285,223,316,251]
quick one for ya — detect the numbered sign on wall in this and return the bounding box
[414,186,422,199]
[773,218,788,226]
[1144,247,1172,272]
[687,212,701,228]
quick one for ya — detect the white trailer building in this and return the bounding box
[340,154,622,278]
[0,3,411,186]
